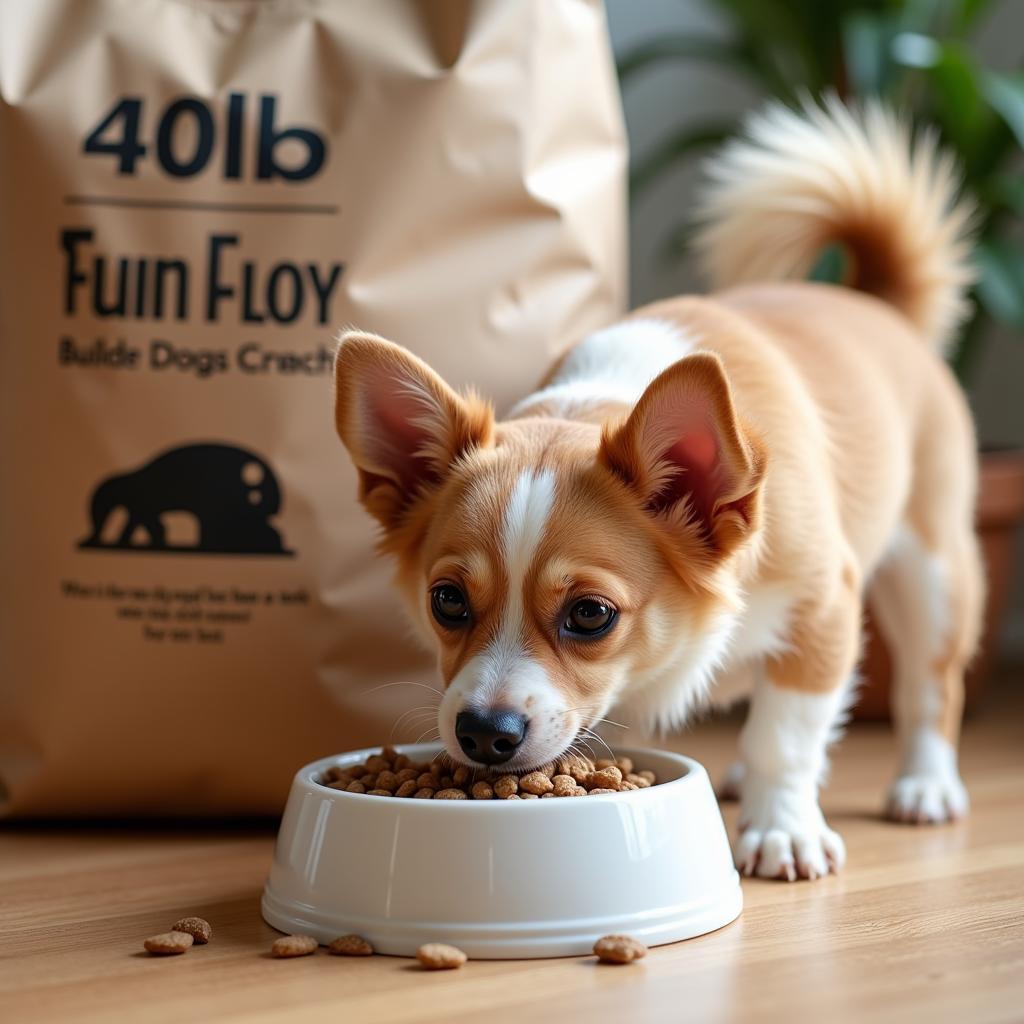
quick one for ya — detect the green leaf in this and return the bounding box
[843,12,892,96]
[710,0,823,93]
[981,71,1024,150]
[955,0,1001,32]
[909,41,996,168]
[974,238,1024,331]
[985,174,1024,217]
[616,34,759,85]
[630,122,736,196]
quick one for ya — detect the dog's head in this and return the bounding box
[334,331,765,770]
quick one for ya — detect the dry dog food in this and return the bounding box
[328,935,374,957]
[416,943,468,970]
[172,916,212,945]
[143,931,194,956]
[593,935,648,964]
[320,749,658,800]
[271,935,318,958]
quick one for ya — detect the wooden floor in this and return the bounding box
[3,676,1023,1024]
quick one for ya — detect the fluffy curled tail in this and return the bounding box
[694,96,976,353]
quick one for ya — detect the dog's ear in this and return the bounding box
[599,352,765,556]
[334,331,494,530]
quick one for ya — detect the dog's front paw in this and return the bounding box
[886,772,968,824]
[735,780,844,881]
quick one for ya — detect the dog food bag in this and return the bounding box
[0,0,626,815]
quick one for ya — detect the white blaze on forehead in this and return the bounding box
[495,468,557,652]
[451,468,557,711]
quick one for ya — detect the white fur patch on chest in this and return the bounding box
[509,318,695,419]
[710,585,795,706]
[727,586,795,666]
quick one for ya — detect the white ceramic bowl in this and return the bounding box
[262,743,741,959]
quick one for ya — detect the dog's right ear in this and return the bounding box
[334,331,494,530]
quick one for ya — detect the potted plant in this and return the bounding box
[619,0,1024,714]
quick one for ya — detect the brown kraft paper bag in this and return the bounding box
[0,0,626,815]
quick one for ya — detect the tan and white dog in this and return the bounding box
[333,99,982,881]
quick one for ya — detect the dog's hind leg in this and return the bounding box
[869,524,982,823]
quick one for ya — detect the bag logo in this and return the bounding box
[79,443,293,556]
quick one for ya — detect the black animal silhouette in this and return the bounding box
[79,443,292,555]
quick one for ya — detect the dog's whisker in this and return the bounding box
[389,716,439,744]
[388,704,441,742]
[579,726,615,762]
[361,679,445,699]
[390,704,440,730]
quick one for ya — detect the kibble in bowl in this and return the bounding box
[315,748,659,801]
[262,743,741,960]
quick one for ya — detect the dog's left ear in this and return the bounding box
[599,352,765,556]
[334,331,494,530]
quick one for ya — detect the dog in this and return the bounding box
[332,99,982,881]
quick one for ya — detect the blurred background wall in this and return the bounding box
[605,0,1024,662]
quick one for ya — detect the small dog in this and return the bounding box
[333,99,982,881]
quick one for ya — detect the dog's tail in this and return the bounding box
[693,96,976,353]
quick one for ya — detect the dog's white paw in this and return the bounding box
[886,728,969,824]
[735,779,844,881]
[717,760,745,802]
[886,772,968,824]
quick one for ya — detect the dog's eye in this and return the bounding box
[563,598,617,637]
[431,584,470,627]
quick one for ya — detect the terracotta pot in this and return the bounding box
[856,449,1024,720]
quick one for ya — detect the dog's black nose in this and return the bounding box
[455,709,527,765]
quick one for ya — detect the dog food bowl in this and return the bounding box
[262,744,742,959]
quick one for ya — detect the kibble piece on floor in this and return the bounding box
[328,934,374,956]
[271,934,318,958]
[593,934,647,964]
[417,943,468,969]
[143,931,194,955]
[171,916,212,944]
